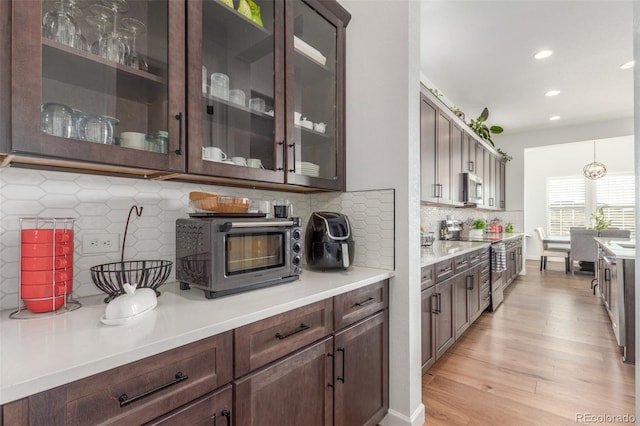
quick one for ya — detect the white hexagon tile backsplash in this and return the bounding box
[0,168,395,310]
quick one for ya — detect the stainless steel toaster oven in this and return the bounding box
[176,215,303,299]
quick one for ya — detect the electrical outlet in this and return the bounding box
[82,234,119,254]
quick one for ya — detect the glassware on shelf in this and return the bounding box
[42,0,83,48]
[120,17,148,71]
[77,113,114,144]
[41,103,74,138]
[86,5,112,55]
[99,0,130,64]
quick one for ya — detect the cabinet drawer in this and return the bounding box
[34,332,233,426]
[468,250,483,266]
[434,259,455,283]
[235,299,333,377]
[144,384,232,426]
[334,280,388,330]
[480,248,490,262]
[454,254,470,273]
[421,265,435,290]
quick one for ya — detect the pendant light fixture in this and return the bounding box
[583,141,607,180]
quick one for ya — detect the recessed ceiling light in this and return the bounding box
[620,60,635,69]
[549,116,561,121]
[534,50,553,59]
[545,90,561,97]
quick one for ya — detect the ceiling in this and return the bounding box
[420,0,634,137]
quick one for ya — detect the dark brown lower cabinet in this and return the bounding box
[421,285,436,373]
[453,273,471,339]
[435,278,455,359]
[144,384,232,426]
[334,311,388,426]
[234,337,334,426]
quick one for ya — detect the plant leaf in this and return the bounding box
[490,125,504,134]
[480,107,489,121]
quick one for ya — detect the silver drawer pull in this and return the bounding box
[275,323,310,340]
[118,372,188,407]
[354,297,375,307]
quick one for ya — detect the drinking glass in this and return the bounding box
[41,103,74,138]
[99,0,130,64]
[121,17,148,71]
[86,5,112,55]
[42,0,82,48]
[77,113,114,144]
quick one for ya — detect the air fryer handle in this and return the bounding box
[341,242,350,268]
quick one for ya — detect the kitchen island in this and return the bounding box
[0,266,393,406]
[594,237,636,363]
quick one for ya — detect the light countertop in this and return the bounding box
[594,237,636,260]
[0,266,394,405]
[421,233,524,267]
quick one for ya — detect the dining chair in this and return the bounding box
[599,229,631,239]
[569,229,598,274]
[534,227,571,273]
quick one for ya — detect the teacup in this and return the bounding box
[313,122,327,133]
[202,146,227,162]
[231,156,247,166]
[247,158,264,169]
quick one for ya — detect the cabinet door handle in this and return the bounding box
[174,112,183,155]
[466,275,474,290]
[604,269,611,282]
[221,410,231,426]
[327,352,335,388]
[277,141,285,171]
[430,294,437,314]
[337,347,346,383]
[288,142,296,173]
[469,161,474,172]
[354,297,375,307]
[275,323,310,340]
[437,293,442,313]
[118,372,188,407]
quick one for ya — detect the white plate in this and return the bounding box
[100,304,156,326]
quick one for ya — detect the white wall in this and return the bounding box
[339,0,424,424]
[524,136,634,258]
[499,117,634,212]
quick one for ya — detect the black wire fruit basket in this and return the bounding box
[91,260,172,302]
[90,205,173,302]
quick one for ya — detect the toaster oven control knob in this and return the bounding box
[293,255,301,266]
[293,242,301,253]
[293,229,302,240]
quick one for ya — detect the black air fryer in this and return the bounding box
[305,212,355,270]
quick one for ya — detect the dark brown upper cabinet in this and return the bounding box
[8,0,349,192]
[11,0,186,173]
[187,0,350,191]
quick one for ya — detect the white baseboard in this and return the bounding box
[381,403,425,426]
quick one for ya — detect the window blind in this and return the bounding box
[547,176,585,235]
[596,174,635,235]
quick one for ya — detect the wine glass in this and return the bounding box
[86,4,112,55]
[42,0,81,48]
[99,0,130,64]
[120,17,148,71]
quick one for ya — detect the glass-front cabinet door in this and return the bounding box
[11,0,186,172]
[187,0,285,184]
[285,0,345,190]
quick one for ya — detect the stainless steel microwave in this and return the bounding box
[462,173,483,204]
[176,216,303,299]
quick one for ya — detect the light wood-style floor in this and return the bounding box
[422,260,635,425]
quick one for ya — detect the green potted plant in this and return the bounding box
[469,219,486,239]
[590,206,611,231]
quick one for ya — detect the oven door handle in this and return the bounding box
[220,221,295,231]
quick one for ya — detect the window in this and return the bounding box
[596,174,636,235]
[547,176,585,235]
[546,173,636,236]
